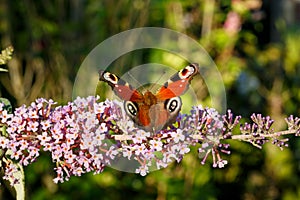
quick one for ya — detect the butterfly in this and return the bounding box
[99,63,199,132]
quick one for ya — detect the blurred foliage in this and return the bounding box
[0,0,300,200]
[0,45,13,68]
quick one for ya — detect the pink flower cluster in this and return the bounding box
[1,96,224,185]
[0,97,115,183]
[3,96,295,186]
[285,115,300,136]
[240,114,289,149]
[183,106,233,168]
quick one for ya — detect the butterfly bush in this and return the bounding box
[0,96,300,186]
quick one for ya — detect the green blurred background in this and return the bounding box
[1,0,300,199]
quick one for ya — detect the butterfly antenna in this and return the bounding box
[127,69,167,91]
[127,71,146,91]
[148,70,166,91]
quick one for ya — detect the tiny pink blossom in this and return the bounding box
[73,166,84,176]
[99,122,108,133]
[135,164,148,176]
[19,139,29,150]
[53,167,64,184]
[171,129,185,143]
[37,132,52,145]
[122,147,133,160]
[0,136,8,149]
[91,152,104,163]
[93,132,105,146]
[52,124,63,141]
[17,121,26,133]
[61,143,70,153]
[12,115,23,125]
[156,159,168,169]
[7,141,18,152]
[1,110,12,123]
[6,125,17,134]
[65,133,78,146]
[26,121,39,132]
[52,148,63,161]
[217,160,228,168]
[149,140,163,151]
[132,135,143,144]
[134,144,146,156]
[41,120,51,130]
[10,150,22,160]
[106,146,118,160]
[64,151,76,164]
[81,135,94,150]
[136,129,151,138]
[163,151,177,163]
[28,146,40,159]
[94,101,106,114]
[3,163,20,186]
[43,143,53,151]
[28,109,38,119]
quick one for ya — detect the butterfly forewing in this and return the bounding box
[99,70,143,101]
[156,63,199,100]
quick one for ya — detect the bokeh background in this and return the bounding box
[1,0,300,199]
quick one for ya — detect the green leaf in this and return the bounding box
[1,125,8,137]
[95,81,103,97]
[153,151,163,159]
[12,162,25,200]
[0,98,12,113]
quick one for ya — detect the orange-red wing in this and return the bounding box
[129,90,144,102]
[155,64,199,100]
[99,70,144,101]
[156,80,189,100]
[113,85,143,101]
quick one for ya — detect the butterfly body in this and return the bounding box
[99,63,199,132]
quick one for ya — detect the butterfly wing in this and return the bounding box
[99,70,143,101]
[99,64,199,132]
[155,63,199,100]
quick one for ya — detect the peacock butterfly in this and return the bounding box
[99,63,199,132]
